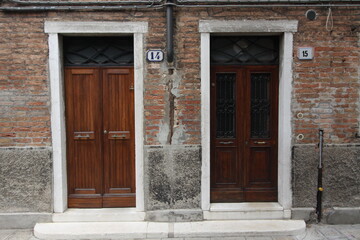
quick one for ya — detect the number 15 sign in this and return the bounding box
[147,50,164,62]
[298,47,314,60]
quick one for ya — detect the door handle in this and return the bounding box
[111,134,127,139]
[75,134,90,138]
[73,131,94,140]
[254,141,266,144]
[108,131,130,140]
[219,141,234,144]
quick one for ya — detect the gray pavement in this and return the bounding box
[0,224,359,240]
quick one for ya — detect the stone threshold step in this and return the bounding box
[34,220,305,239]
[204,203,289,220]
[53,208,145,222]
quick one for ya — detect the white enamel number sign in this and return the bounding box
[147,50,164,62]
[298,47,314,60]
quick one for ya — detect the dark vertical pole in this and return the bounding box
[166,0,174,63]
[316,129,324,222]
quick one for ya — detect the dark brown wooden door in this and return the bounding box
[65,67,135,208]
[210,66,278,202]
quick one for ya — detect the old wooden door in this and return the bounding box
[65,67,135,208]
[210,65,278,202]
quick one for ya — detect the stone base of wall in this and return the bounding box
[292,207,360,224]
[292,144,360,208]
[145,209,203,222]
[0,213,52,229]
[291,207,360,224]
[0,147,52,213]
[144,145,201,212]
[292,144,360,224]
[291,208,316,222]
[324,207,360,224]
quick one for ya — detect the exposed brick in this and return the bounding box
[0,6,359,146]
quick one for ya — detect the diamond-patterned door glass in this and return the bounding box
[216,73,236,138]
[63,37,134,66]
[211,36,279,65]
[251,73,271,138]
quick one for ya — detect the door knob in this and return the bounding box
[104,130,107,134]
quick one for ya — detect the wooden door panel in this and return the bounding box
[244,68,278,200]
[106,139,132,191]
[68,197,103,208]
[210,66,278,203]
[65,68,103,208]
[103,68,135,207]
[66,67,135,208]
[244,191,277,202]
[210,68,244,202]
[214,148,238,185]
[246,147,274,186]
[211,189,244,203]
[103,195,136,208]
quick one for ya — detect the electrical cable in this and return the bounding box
[326,7,334,31]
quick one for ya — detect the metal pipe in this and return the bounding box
[316,129,324,222]
[2,0,360,11]
[2,2,360,11]
[7,0,162,5]
[177,0,359,2]
[166,0,174,63]
[0,5,163,11]
[177,3,360,7]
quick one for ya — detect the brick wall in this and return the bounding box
[0,14,50,146]
[0,6,359,146]
[292,7,360,144]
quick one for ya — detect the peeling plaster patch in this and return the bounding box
[171,70,182,98]
[171,125,186,145]
[158,121,170,145]
[160,66,184,145]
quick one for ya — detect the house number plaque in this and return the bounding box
[147,50,164,62]
[298,47,314,60]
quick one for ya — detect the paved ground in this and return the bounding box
[0,224,359,240]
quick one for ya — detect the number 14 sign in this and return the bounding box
[298,47,314,60]
[147,50,164,62]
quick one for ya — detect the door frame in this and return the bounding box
[200,20,298,212]
[45,21,148,213]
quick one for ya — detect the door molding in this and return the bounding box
[200,20,298,212]
[45,21,148,213]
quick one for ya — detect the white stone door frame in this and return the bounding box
[45,21,148,213]
[200,20,298,211]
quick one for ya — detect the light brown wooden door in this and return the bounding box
[210,66,278,202]
[65,67,135,208]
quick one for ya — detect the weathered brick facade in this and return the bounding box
[0,0,360,226]
[1,7,359,146]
